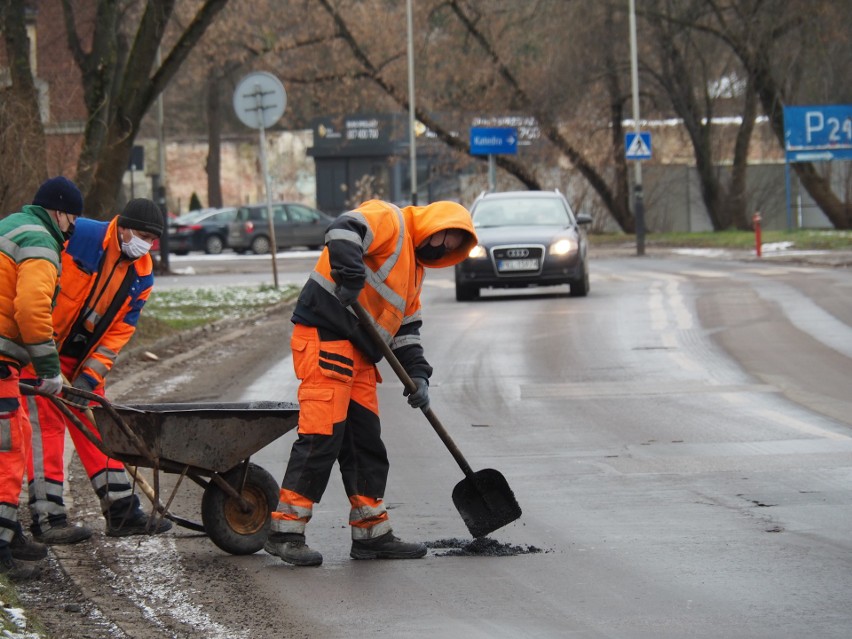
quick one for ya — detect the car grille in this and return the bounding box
[491,245,545,275]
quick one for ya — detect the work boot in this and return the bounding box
[106,510,173,538]
[10,523,48,561]
[34,522,92,545]
[0,553,41,583]
[264,533,323,567]
[350,532,427,560]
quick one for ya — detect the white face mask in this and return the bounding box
[121,232,153,259]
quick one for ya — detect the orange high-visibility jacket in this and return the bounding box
[46,217,155,388]
[291,200,477,378]
[0,205,65,378]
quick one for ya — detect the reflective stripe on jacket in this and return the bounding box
[47,217,154,388]
[0,205,64,377]
[291,200,477,378]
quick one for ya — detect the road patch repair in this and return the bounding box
[426,537,546,557]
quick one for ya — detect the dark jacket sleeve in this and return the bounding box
[326,215,367,290]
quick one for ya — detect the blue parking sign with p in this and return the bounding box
[625,132,652,160]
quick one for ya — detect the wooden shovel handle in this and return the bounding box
[350,301,475,478]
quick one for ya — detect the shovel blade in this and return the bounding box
[452,468,522,538]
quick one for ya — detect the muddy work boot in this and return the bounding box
[106,510,173,538]
[0,548,41,583]
[350,532,427,560]
[34,522,92,545]
[264,533,323,567]
[10,523,47,561]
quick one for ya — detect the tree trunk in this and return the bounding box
[65,0,230,218]
[205,73,223,208]
[0,0,47,214]
[749,40,850,228]
[728,78,757,230]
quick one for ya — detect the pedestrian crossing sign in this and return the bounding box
[625,132,652,160]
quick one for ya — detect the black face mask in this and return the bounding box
[416,244,446,261]
[61,213,75,240]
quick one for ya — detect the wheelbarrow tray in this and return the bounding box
[90,400,299,473]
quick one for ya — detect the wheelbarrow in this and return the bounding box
[21,384,298,555]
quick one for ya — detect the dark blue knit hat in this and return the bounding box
[32,176,83,216]
[118,198,164,237]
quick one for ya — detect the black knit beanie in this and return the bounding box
[118,198,164,237]
[32,176,83,216]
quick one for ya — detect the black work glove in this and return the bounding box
[63,376,94,409]
[334,284,362,308]
[404,376,430,410]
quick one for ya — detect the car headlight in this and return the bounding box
[468,245,487,259]
[549,238,578,256]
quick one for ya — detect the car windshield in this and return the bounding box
[472,198,570,227]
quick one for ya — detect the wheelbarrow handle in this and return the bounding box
[350,301,475,478]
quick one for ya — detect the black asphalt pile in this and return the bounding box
[426,537,545,557]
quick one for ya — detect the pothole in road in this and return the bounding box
[426,537,546,557]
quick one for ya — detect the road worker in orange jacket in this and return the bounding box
[21,198,172,544]
[265,199,477,566]
[0,177,81,582]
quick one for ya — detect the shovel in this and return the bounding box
[351,301,522,538]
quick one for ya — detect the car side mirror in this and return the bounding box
[576,213,593,226]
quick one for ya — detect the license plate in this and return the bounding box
[497,258,539,272]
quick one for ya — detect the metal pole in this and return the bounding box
[629,0,645,256]
[488,154,496,192]
[406,0,418,205]
[155,46,170,272]
[254,84,279,289]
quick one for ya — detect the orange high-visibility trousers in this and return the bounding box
[23,356,136,536]
[0,365,32,546]
[271,325,392,540]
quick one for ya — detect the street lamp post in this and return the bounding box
[406,0,418,205]
[629,0,646,256]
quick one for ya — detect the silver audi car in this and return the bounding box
[454,190,592,301]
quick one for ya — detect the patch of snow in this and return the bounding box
[761,241,795,252]
[671,248,734,258]
[1,600,43,639]
[98,536,250,638]
[170,266,197,275]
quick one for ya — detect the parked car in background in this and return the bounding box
[168,207,237,255]
[227,202,334,254]
[454,190,592,301]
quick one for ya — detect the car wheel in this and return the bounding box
[455,281,479,302]
[569,267,590,297]
[205,235,225,255]
[251,235,271,255]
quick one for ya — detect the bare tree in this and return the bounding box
[644,0,757,230]
[61,0,230,218]
[0,0,47,214]
[700,0,851,228]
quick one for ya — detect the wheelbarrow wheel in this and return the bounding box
[201,463,278,555]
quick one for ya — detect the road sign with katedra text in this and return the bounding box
[470,127,518,155]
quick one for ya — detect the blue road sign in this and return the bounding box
[784,104,852,162]
[625,132,652,160]
[470,127,518,155]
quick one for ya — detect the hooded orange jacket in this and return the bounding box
[291,200,477,378]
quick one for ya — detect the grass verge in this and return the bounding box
[589,229,852,251]
[133,284,299,348]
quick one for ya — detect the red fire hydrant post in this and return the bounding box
[753,211,762,258]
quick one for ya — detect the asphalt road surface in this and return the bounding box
[24,249,852,638]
